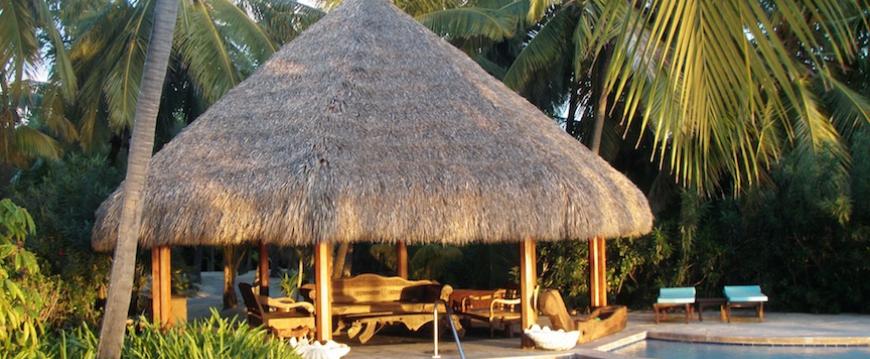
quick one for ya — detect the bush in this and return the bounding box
[41,310,301,359]
[538,130,869,313]
[10,154,121,326]
[0,199,60,357]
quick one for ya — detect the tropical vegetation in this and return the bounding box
[0,0,867,356]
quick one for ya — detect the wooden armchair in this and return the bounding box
[238,282,314,339]
[452,289,523,337]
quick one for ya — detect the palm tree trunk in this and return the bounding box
[224,246,239,309]
[96,0,178,357]
[590,47,611,155]
[332,243,350,278]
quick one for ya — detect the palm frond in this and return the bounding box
[175,0,242,104]
[418,7,519,42]
[0,0,40,98]
[239,0,324,45]
[503,5,576,90]
[526,0,558,23]
[208,0,276,63]
[13,125,62,161]
[32,0,77,100]
[601,0,866,192]
[817,73,870,140]
[101,0,152,131]
[39,85,79,142]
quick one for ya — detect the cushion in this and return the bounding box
[727,295,769,302]
[724,285,767,302]
[657,287,696,304]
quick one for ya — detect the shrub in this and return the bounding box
[0,199,60,357]
[10,154,121,325]
[42,310,301,359]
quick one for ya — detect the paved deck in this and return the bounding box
[343,312,870,358]
[185,273,870,358]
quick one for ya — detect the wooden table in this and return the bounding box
[695,297,727,321]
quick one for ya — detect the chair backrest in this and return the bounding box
[724,285,763,298]
[238,282,264,318]
[658,287,696,299]
[537,289,576,331]
[328,274,442,303]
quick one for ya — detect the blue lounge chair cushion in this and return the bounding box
[657,287,696,304]
[724,285,768,302]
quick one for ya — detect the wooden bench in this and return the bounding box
[304,274,461,343]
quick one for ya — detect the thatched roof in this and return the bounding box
[92,0,652,251]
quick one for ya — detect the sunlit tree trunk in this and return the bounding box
[223,245,240,309]
[96,0,178,357]
[332,243,350,278]
[590,47,611,154]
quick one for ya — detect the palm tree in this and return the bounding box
[68,0,280,150]
[514,0,868,194]
[0,0,79,166]
[96,0,178,356]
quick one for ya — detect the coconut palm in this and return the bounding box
[0,0,79,165]
[96,0,178,357]
[512,0,869,193]
[69,0,280,149]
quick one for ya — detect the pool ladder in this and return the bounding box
[433,299,466,359]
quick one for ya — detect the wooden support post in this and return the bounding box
[151,246,172,328]
[589,237,607,307]
[597,237,607,306]
[314,242,332,342]
[396,241,408,279]
[519,239,537,348]
[258,241,269,296]
[151,247,162,326]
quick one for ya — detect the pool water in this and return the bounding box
[613,339,870,359]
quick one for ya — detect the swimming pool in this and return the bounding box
[612,339,870,359]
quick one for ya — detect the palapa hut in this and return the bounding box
[92,0,652,344]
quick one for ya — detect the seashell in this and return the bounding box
[523,325,580,351]
[290,339,351,359]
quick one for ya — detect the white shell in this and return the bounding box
[523,325,580,351]
[289,338,351,359]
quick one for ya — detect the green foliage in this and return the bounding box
[40,310,301,358]
[10,154,121,325]
[603,130,867,313]
[0,199,57,357]
[69,0,278,148]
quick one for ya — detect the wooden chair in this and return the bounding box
[538,289,627,344]
[653,287,696,324]
[723,285,768,322]
[238,282,315,339]
[453,289,522,337]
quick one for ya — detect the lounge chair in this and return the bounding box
[653,287,695,324]
[238,282,315,339]
[723,285,768,322]
[453,288,522,337]
[537,289,627,344]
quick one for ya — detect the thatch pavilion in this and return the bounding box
[92,0,652,346]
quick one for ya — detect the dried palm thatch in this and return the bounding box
[92,0,653,251]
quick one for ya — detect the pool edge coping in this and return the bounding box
[590,329,870,355]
